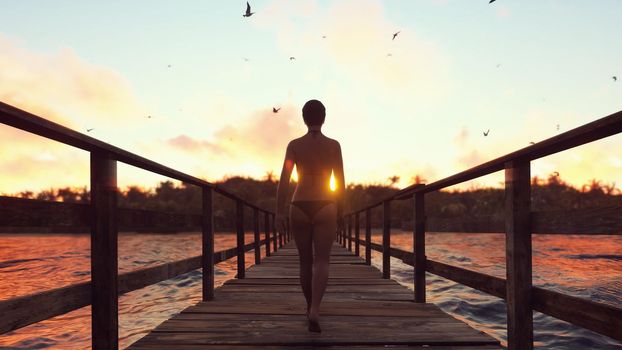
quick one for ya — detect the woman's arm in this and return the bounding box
[275,141,295,231]
[334,141,346,228]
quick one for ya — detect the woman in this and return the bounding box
[275,99,345,333]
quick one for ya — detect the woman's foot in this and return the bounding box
[307,312,321,333]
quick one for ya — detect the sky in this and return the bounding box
[1,0,621,194]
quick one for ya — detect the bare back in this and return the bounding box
[276,130,345,214]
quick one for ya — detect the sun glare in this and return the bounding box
[330,170,336,191]
[291,165,298,182]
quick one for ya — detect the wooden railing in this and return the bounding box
[340,109,622,350]
[0,101,292,350]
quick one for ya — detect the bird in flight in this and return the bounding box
[556,124,560,131]
[273,107,281,113]
[243,57,249,62]
[552,171,560,177]
[289,56,295,60]
[483,129,490,136]
[392,31,400,40]
[489,0,496,3]
[322,35,327,39]
[529,142,535,145]
[496,63,501,68]
[86,128,94,132]
[243,2,254,17]
[167,64,171,68]
[614,76,618,82]
[147,115,152,119]
[386,53,393,57]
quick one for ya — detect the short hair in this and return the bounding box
[302,99,325,126]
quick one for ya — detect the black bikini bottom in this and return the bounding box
[291,200,335,222]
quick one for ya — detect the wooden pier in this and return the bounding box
[128,242,500,349]
[1,101,621,350]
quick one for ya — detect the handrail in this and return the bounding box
[339,108,622,349]
[0,100,290,350]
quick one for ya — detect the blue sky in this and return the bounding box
[1,0,621,192]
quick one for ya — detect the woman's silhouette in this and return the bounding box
[276,100,345,333]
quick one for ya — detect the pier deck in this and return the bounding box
[128,242,500,349]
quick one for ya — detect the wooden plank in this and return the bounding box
[130,345,500,350]
[505,160,533,350]
[532,287,622,342]
[90,152,118,350]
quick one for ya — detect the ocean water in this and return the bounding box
[0,231,620,349]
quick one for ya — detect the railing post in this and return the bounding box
[286,217,290,243]
[413,191,426,303]
[354,212,360,257]
[382,200,391,279]
[347,215,353,251]
[365,209,371,265]
[505,160,533,350]
[90,152,118,350]
[341,219,348,248]
[202,187,214,301]
[253,207,260,265]
[279,218,284,248]
[236,200,245,278]
[264,212,271,257]
[272,214,278,252]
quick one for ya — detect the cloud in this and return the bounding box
[0,34,144,129]
[0,33,147,193]
[167,135,225,154]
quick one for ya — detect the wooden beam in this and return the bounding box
[505,160,533,350]
[347,215,353,251]
[365,209,372,265]
[272,214,278,252]
[413,191,426,303]
[382,200,391,279]
[254,208,261,265]
[264,212,271,256]
[236,200,245,279]
[354,213,360,257]
[202,187,214,301]
[90,152,118,350]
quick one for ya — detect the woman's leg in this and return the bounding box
[289,204,313,312]
[308,203,338,322]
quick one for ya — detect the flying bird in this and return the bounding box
[243,57,249,62]
[289,56,296,60]
[483,129,490,136]
[386,53,393,57]
[614,76,618,82]
[496,63,501,68]
[489,0,496,3]
[322,35,326,39]
[392,31,400,40]
[147,115,152,119]
[552,171,560,177]
[556,124,560,131]
[167,64,171,68]
[243,2,254,17]
[273,107,281,113]
[86,128,94,132]
[529,142,535,145]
